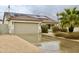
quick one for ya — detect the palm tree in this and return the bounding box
[57,7,79,32]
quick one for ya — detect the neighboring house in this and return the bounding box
[3,12,56,34]
[0,19,2,24]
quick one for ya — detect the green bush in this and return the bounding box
[54,32,79,39]
[41,25,48,33]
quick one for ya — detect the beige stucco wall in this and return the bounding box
[8,20,14,33]
[4,17,9,24]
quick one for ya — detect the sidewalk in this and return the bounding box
[42,32,55,37]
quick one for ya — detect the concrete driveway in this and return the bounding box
[0,35,40,53]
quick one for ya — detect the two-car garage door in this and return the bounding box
[14,22,39,34]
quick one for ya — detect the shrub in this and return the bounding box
[52,26,60,32]
[60,28,67,32]
[41,25,48,33]
[52,25,67,32]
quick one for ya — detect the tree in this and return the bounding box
[57,7,79,32]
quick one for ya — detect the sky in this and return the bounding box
[0,5,79,21]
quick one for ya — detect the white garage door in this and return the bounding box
[14,22,39,34]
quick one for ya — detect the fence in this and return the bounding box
[0,24,9,34]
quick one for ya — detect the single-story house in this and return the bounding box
[3,12,56,34]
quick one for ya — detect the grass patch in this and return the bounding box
[54,32,79,39]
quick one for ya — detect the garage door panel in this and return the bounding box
[14,22,38,34]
